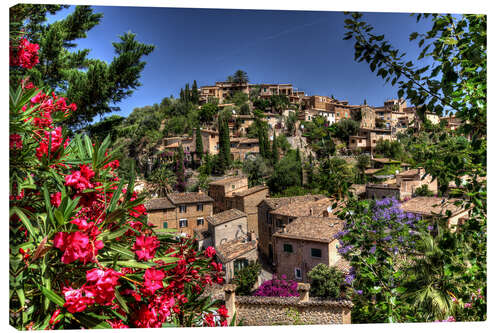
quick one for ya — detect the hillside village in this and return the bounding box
[88,70,472,298]
[9,5,487,328]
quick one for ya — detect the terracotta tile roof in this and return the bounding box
[258,194,326,210]
[206,209,247,226]
[208,176,247,186]
[372,158,400,164]
[397,168,422,177]
[349,184,366,196]
[144,197,175,211]
[239,138,259,144]
[166,192,214,205]
[215,238,258,263]
[365,168,381,175]
[273,216,344,243]
[233,185,268,197]
[400,197,466,217]
[271,198,336,218]
[165,142,180,149]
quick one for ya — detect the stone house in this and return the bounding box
[208,176,249,213]
[144,192,214,237]
[230,138,260,161]
[400,196,471,229]
[273,216,348,282]
[215,237,258,281]
[365,168,437,200]
[224,185,269,235]
[207,209,249,247]
[257,195,337,262]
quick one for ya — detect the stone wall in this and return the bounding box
[222,284,352,326]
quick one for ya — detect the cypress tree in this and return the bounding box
[185,83,191,103]
[195,127,203,160]
[191,80,199,104]
[272,130,279,165]
[217,115,231,171]
[223,117,231,167]
[175,144,186,192]
[296,149,303,186]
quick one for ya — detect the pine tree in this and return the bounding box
[10,5,155,128]
[271,130,279,165]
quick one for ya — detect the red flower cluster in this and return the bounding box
[10,38,39,69]
[10,134,23,150]
[85,268,122,305]
[62,287,94,313]
[65,164,95,192]
[53,231,104,264]
[204,246,216,258]
[35,127,69,160]
[133,235,160,261]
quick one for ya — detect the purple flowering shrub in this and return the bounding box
[335,197,428,323]
[253,275,299,297]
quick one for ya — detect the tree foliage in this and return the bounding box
[10,5,155,128]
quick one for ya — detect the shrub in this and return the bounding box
[253,275,299,297]
[233,262,262,295]
[307,264,346,298]
[414,184,434,197]
[9,36,227,329]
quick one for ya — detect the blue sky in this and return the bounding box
[47,6,435,121]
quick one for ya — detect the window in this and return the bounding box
[179,219,188,228]
[197,203,204,211]
[163,221,168,228]
[234,258,249,272]
[197,217,204,226]
[295,268,302,280]
[283,243,293,253]
[179,205,186,213]
[232,184,235,189]
[311,248,322,258]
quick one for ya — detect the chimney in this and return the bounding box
[223,284,236,322]
[297,283,310,302]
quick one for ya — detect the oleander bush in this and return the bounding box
[9,34,228,329]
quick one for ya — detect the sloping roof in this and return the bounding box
[397,168,421,177]
[167,192,214,205]
[365,168,382,175]
[271,197,336,218]
[206,209,247,226]
[215,238,258,263]
[400,197,466,217]
[208,176,247,186]
[239,138,259,144]
[233,185,268,197]
[372,158,400,164]
[144,197,175,211]
[349,184,366,196]
[258,194,326,210]
[273,216,344,243]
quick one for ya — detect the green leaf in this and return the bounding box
[10,207,37,239]
[114,289,129,314]
[41,286,65,307]
[108,243,135,260]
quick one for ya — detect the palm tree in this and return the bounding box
[403,228,458,321]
